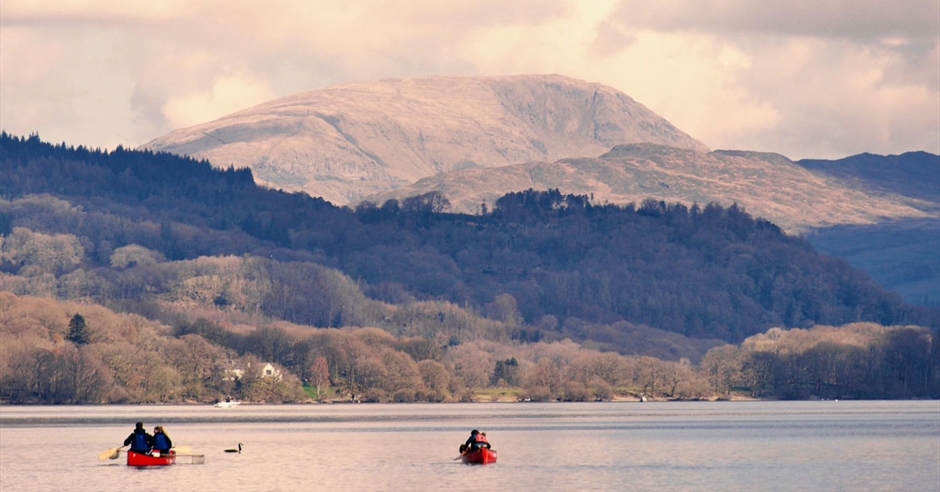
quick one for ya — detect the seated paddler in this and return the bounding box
[463,429,491,451]
[152,426,173,456]
[124,421,154,454]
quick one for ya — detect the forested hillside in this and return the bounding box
[1,133,937,403]
[2,133,935,344]
[807,218,940,306]
[798,151,940,306]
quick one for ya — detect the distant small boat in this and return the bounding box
[214,398,240,408]
[225,443,243,453]
[460,447,497,464]
[127,450,175,467]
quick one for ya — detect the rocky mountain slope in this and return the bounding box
[359,143,929,233]
[142,75,708,205]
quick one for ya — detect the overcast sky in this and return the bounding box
[2,0,937,159]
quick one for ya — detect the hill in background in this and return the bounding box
[798,151,940,209]
[358,143,928,233]
[142,74,708,205]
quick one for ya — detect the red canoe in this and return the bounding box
[127,450,176,467]
[461,447,497,464]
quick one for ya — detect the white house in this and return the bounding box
[223,361,281,381]
[260,362,281,380]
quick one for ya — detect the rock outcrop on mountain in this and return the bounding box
[142,75,708,205]
[359,143,928,233]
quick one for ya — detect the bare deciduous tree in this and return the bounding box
[309,356,330,398]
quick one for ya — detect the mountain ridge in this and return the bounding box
[359,143,930,233]
[797,151,940,208]
[142,74,708,204]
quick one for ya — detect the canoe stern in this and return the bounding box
[461,447,497,464]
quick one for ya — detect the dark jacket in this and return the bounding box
[153,432,172,453]
[464,432,491,449]
[124,428,154,453]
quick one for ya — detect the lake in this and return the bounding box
[1,401,937,491]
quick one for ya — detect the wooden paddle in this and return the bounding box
[173,453,206,465]
[98,445,126,461]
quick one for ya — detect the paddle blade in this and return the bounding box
[98,448,118,461]
[175,454,205,464]
[107,445,126,460]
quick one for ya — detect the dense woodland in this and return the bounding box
[1,133,937,403]
[1,293,936,404]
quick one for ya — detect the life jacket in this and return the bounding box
[153,433,171,452]
[130,429,151,453]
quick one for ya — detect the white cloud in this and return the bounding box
[0,0,936,158]
[595,0,940,157]
[161,74,276,129]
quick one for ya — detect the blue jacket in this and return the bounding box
[124,428,154,453]
[153,432,172,453]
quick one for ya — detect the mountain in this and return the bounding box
[358,143,928,233]
[142,74,708,205]
[797,151,940,209]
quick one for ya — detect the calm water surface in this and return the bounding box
[1,401,937,491]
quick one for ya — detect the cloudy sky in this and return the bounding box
[2,0,937,159]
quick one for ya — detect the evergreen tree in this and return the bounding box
[66,314,89,345]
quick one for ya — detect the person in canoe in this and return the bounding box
[124,422,154,454]
[152,426,173,456]
[461,429,491,453]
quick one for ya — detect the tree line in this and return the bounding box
[1,293,936,404]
